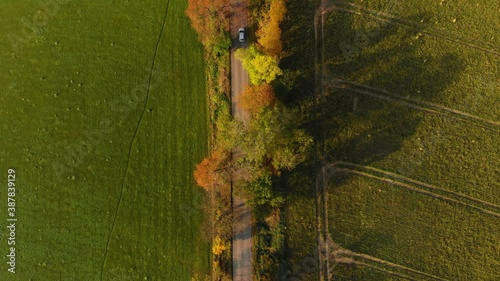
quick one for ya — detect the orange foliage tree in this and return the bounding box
[194,150,228,191]
[238,84,277,115]
[186,0,230,45]
[256,0,287,56]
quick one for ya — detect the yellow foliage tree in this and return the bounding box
[212,236,228,255]
[235,46,282,84]
[256,0,287,56]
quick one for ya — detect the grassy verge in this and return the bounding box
[185,1,233,280]
[0,0,210,279]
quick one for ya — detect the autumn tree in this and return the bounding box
[256,0,287,56]
[215,104,312,175]
[239,104,313,172]
[238,84,277,115]
[215,113,244,151]
[246,175,284,207]
[235,46,283,84]
[186,0,230,35]
[186,0,231,53]
[194,150,229,191]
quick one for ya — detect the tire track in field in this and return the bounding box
[316,165,330,281]
[330,1,500,52]
[315,4,331,279]
[333,248,448,281]
[340,259,420,281]
[355,262,420,281]
[324,2,500,57]
[100,1,170,280]
[336,161,500,212]
[323,163,332,280]
[350,252,448,281]
[327,78,500,133]
[325,162,500,218]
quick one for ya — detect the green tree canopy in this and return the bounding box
[235,46,283,85]
[238,104,313,172]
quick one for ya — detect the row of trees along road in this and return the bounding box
[194,0,313,216]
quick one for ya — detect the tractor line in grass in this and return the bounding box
[335,161,500,211]
[99,1,171,279]
[324,2,500,57]
[333,248,448,281]
[340,168,500,218]
[327,78,500,133]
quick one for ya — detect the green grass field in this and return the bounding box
[0,0,209,280]
[321,0,499,280]
[280,0,498,280]
[278,0,321,280]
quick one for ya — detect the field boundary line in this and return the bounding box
[99,1,171,280]
[325,2,500,57]
[327,78,500,133]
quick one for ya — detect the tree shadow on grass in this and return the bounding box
[348,228,395,255]
[319,8,467,279]
[279,5,467,279]
[281,8,466,193]
[320,9,467,168]
[277,0,319,106]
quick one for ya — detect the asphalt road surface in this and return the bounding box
[231,52,250,121]
[230,1,252,280]
[231,51,252,281]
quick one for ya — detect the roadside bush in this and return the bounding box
[247,175,284,207]
[211,92,230,119]
[186,0,230,47]
[212,236,229,255]
[254,222,285,280]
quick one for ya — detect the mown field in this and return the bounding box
[321,0,499,280]
[0,0,209,280]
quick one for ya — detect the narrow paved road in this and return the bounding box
[230,1,252,280]
[231,52,250,121]
[231,50,252,281]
